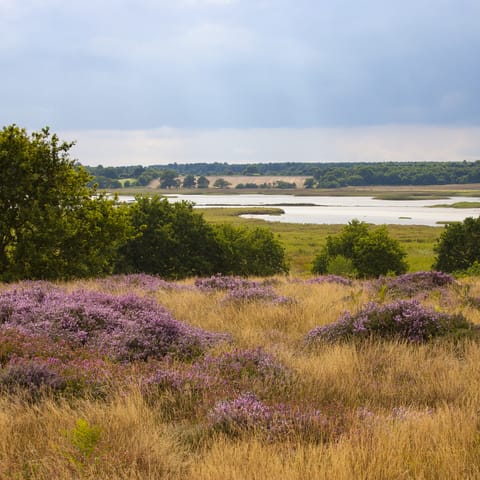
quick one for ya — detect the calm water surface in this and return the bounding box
[120,194,480,226]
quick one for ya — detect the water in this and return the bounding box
[118,194,480,226]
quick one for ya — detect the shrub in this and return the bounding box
[306,299,474,344]
[312,220,407,278]
[377,271,456,297]
[434,216,480,272]
[0,283,227,361]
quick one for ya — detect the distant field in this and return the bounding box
[149,175,309,189]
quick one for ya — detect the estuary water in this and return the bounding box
[119,194,480,227]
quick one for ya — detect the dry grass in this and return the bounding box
[3,276,480,478]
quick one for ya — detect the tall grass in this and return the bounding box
[2,274,480,478]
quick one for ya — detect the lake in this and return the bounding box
[119,194,480,226]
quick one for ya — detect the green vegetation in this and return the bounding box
[0,125,131,281]
[430,202,480,208]
[434,216,480,273]
[84,160,480,189]
[311,220,408,278]
[199,207,441,275]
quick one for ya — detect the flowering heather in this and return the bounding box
[200,348,291,385]
[306,299,474,344]
[208,392,332,441]
[304,275,353,287]
[0,283,227,361]
[195,274,260,292]
[376,271,456,297]
[95,274,190,293]
[0,357,67,394]
[222,285,290,305]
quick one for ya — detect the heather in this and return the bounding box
[306,299,474,344]
[2,274,480,479]
[374,270,456,298]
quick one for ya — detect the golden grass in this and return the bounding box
[3,276,480,478]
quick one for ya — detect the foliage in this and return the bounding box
[159,170,180,189]
[213,178,231,188]
[306,299,474,344]
[182,174,196,188]
[85,160,480,187]
[312,220,408,278]
[0,125,131,281]
[433,216,480,272]
[117,195,221,279]
[214,224,289,277]
[197,176,210,188]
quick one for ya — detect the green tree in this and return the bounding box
[182,174,196,188]
[213,178,231,189]
[214,224,289,276]
[312,220,407,278]
[197,176,210,188]
[433,216,480,272]
[117,196,220,279]
[0,125,130,281]
[159,170,180,189]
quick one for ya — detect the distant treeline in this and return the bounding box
[84,161,480,189]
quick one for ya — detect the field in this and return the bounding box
[2,273,480,479]
[199,207,442,274]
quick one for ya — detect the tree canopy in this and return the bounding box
[0,125,130,281]
[433,216,480,272]
[312,220,408,278]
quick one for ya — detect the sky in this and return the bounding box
[1,0,480,166]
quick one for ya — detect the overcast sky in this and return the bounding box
[2,0,480,165]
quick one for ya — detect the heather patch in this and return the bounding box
[0,283,227,361]
[306,299,475,344]
[195,274,259,292]
[222,285,291,305]
[374,271,456,298]
[0,357,67,395]
[95,274,190,293]
[208,392,337,442]
[304,275,354,286]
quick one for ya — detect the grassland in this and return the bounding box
[199,207,442,274]
[2,274,480,479]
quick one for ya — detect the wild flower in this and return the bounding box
[374,271,456,298]
[0,283,228,361]
[0,357,67,394]
[222,285,290,305]
[208,392,333,441]
[95,274,190,293]
[195,274,259,292]
[306,299,473,344]
[304,275,353,286]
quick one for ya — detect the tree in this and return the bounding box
[159,170,180,189]
[214,224,289,276]
[312,220,407,278]
[433,216,480,272]
[0,125,131,281]
[213,178,231,189]
[197,176,210,188]
[182,174,196,189]
[116,196,220,279]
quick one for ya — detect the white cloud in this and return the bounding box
[64,125,480,166]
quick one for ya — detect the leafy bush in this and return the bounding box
[312,220,407,278]
[306,299,474,344]
[434,216,480,272]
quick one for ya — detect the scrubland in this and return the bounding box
[2,273,480,479]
